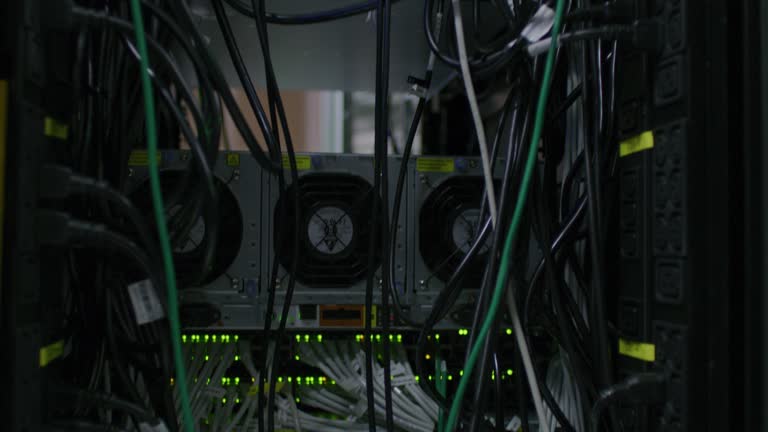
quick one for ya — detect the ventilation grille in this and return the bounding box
[419,176,490,287]
[275,173,380,288]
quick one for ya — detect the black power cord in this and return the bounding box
[222,0,401,24]
[590,373,667,432]
[242,3,302,432]
[375,0,395,430]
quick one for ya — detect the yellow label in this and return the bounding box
[282,154,311,170]
[128,150,161,166]
[226,153,241,167]
[44,117,69,140]
[40,340,65,367]
[619,131,654,157]
[618,338,656,362]
[247,382,285,396]
[417,157,455,173]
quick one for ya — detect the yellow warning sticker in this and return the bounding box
[128,150,162,166]
[619,131,654,157]
[44,117,69,140]
[282,154,311,170]
[618,338,656,362]
[226,153,241,167]
[40,340,65,367]
[417,157,455,173]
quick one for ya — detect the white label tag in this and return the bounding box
[127,279,165,325]
[521,5,555,42]
[506,415,522,431]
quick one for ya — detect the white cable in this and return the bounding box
[301,390,354,417]
[451,0,498,227]
[222,395,254,432]
[506,281,547,432]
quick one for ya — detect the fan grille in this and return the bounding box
[275,173,380,288]
[131,170,243,286]
[419,176,490,287]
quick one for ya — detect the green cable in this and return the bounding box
[128,2,194,430]
[444,0,567,430]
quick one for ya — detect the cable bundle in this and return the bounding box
[44,0,667,430]
[296,339,438,432]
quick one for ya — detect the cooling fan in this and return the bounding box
[419,176,491,287]
[410,156,503,328]
[130,170,243,286]
[126,150,270,330]
[274,173,381,288]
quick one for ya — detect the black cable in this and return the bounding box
[169,0,280,172]
[523,197,587,334]
[532,165,590,431]
[424,0,523,71]
[514,344,529,432]
[245,3,301,431]
[222,0,401,24]
[461,78,534,430]
[526,22,660,57]
[210,0,279,160]
[415,80,530,414]
[589,373,666,432]
[493,352,503,432]
[212,0,289,424]
[387,91,429,328]
[117,36,220,287]
[578,22,614,432]
[72,10,222,286]
[51,386,155,424]
[376,0,395,430]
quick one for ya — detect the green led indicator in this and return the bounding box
[295,334,301,342]
[507,369,513,376]
[295,354,300,361]
[182,335,188,343]
[235,377,240,385]
[317,334,323,342]
[288,377,293,383]
[397,334,403,343]
[304,334,310,342]
[295,397,301,403]
[235,398,241,404]
[415,376,420,382]
[460,370,464,376]
[376,334,381,342]
[205,355,210,361]
[234,335,239,342]
[435,333,440,341]
[235,355,240,361]
[278,377,284,383]
[506,329,512,335]
[222,398,227,404]
[448,375,453,381]
[428,375,433,381]
[212,334,217,343]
